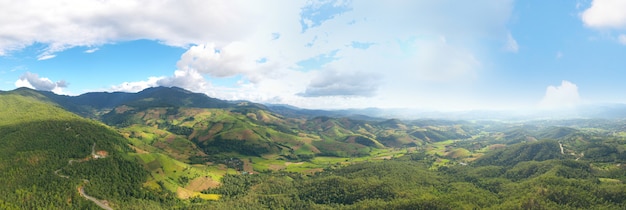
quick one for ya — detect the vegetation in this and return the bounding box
[3,87,626,209]
[0,90,174,209]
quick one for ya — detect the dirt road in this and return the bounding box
[78,186,113,210]
[53,143,114,210]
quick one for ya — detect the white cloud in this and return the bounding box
[156,69,211,92]
[37,54,56,61]
[84,48,99,53]
[581,0,626,29]
[581,0,626,45]
[0,0,263,58]
[14,72,68,94]
[539,80,581,109]
[3,0,516,110]
[175,43,257,78]
[299,69,381,97]
[109,76,163,93]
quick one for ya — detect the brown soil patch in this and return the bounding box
[144,109,166,120]
[268,164,286,171]
[164,134,176,143]
[180,108,204,116]
[186,176,220,191]
[239,129,255,140]
[345,136,357,143]
[374,155,393,160]
[217,164,227,170]
[488,144,506,150]
[242,159,255,173]
[177,187,193,199]
[208,123,224,135]
[128,144,149,154]
[284,162,304,166]
[197,123,224,142]
[302,168,324,175]
[114,105,133,114]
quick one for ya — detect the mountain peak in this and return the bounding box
[139,86,193,94]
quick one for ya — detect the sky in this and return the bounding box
[1,0,626,111]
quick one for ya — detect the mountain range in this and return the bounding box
[2,86,626,209]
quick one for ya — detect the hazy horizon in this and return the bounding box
[2,1,626,111]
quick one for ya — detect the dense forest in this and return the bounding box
[0,92,172,209]
[196,153,626,209]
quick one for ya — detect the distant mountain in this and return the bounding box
[12,86,626,121]
[23,86,232,118]
[266,104,387,121]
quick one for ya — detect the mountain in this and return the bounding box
[11,87,472,160]
[36,86,232,118]
[0,90,157,209]
[4,86,626,209]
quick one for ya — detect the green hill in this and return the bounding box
[36,86,231,118]
[0,91,163,209]
[473,140,563,166]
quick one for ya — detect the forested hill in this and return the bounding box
[0,91,162,209]
[28,86,232,118]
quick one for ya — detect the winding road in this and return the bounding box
[79,186,113,210]
[54,143,114,210]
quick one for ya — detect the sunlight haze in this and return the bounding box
[1,0,626,111]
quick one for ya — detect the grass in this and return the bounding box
[426,140,455,156]
[598,178,622,184]
[129,152,233,199]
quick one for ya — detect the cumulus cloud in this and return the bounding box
[3,0,516,110]
[581,0,626,45]
[156,69,211,92]
[539,80,581,109]
[15,72,68,94]
[109,76,163,93]
[581,0,626,29]
[108,69,214,94]
[299,69,381,97]
[176,43,257,78]
[0,0,260,57]
[107,0,512,109]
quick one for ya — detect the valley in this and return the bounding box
[1,87,626,209]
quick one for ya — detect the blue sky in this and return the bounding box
[1,0,626,111]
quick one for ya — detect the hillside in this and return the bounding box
[4,87,626,209]
[0,91,163,209]
[36,86,231,118]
